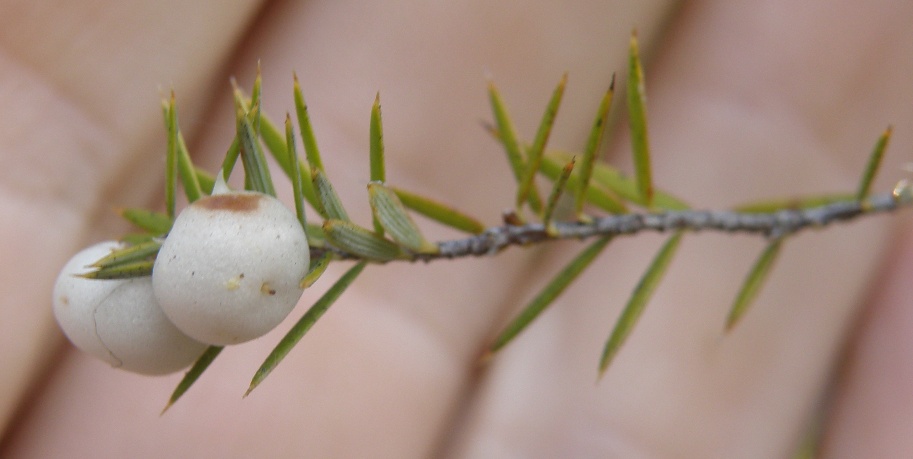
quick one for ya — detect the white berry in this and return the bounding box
[52,241,208,375]
[152,191,309,345]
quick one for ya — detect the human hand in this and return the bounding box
[3,1,913,457]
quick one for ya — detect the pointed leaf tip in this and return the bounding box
[490,236,612,354]
[163,345,223,413]
[391,186,486,234]
[487,77,543,213]
[599,232,683,378]
[517,73,567,212]
[627,30,654,207]
[725,239,784,331]
[855,125,893,201]
[247,262,367,396]
[575,76,615,217]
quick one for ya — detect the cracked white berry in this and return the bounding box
[52,241,208,375]
[152,191,309,345]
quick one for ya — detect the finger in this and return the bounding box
[3,1,676,457]
[0,0,263,436]
[452,1,913,457]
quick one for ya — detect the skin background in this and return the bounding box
[1,1,913,457]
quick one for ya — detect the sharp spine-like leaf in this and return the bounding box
[285,114,307,230]
[370,93,386,234]
[251,108,322,214]
[220,138,241,181]
[488,236,612,354]
[725,238,784,331]
[323,219,404,261]
[234,101,277,196]
[177,132,203,203]
[249,65,263,133]
[488,78,543,213]
[627,31,654,207]
[391,186,486,234]
[119,208,173,235]
[165,93,177,218]
[91,240,161,268]
[247,262,367,396]
[553,152,688,210]
[293,73,325,173]
[163,345,223,414]
[517,73,566,211]
[856,126,892,201]
[599,231,683,378]
[77,260,154,280]
[313,169,349,221]
[368,182,437,253]
[575,74,615,217]
[540,155,627,214]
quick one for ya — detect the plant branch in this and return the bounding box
[312,191,909,262]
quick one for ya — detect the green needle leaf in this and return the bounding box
[313,169,349,222]
[391,186,486,234]
[518,73,566,212]
[258,110,289,171]
[251,109,322,213]
[293,73,325,173]
[323,219,404,261]
[90,240,161,268]
[540,155,627,214]
[370,93,386,184]
[165,94,177,218]
[235,104,276,197]
[220,138,241,181]
[119,208,172,235]
[232,78,276,197]
[599,231,683,378]
[543,157,576,231]
[250,65,263,133]
[488,236,612,355]
[856,126,892,201]
[725,238,784,331]
[552,152,688,210]
[162,96,203,203]
[77,260,154,280]
[627,31,654,207]
[285,114,307,230]
[301,251,333,289]
[176,132,203,203]
[368,182,437,253]
[488,78,543,213]
[246,262,367,396]
[370,93,386,234]
[575,74,615,217]
[162,345,223,414]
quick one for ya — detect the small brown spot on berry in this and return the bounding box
[196,193,262,212]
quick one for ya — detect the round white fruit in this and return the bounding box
[52,241,208,375]
[152,191,309,345]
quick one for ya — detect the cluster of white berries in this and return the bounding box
[52,188,310,375]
